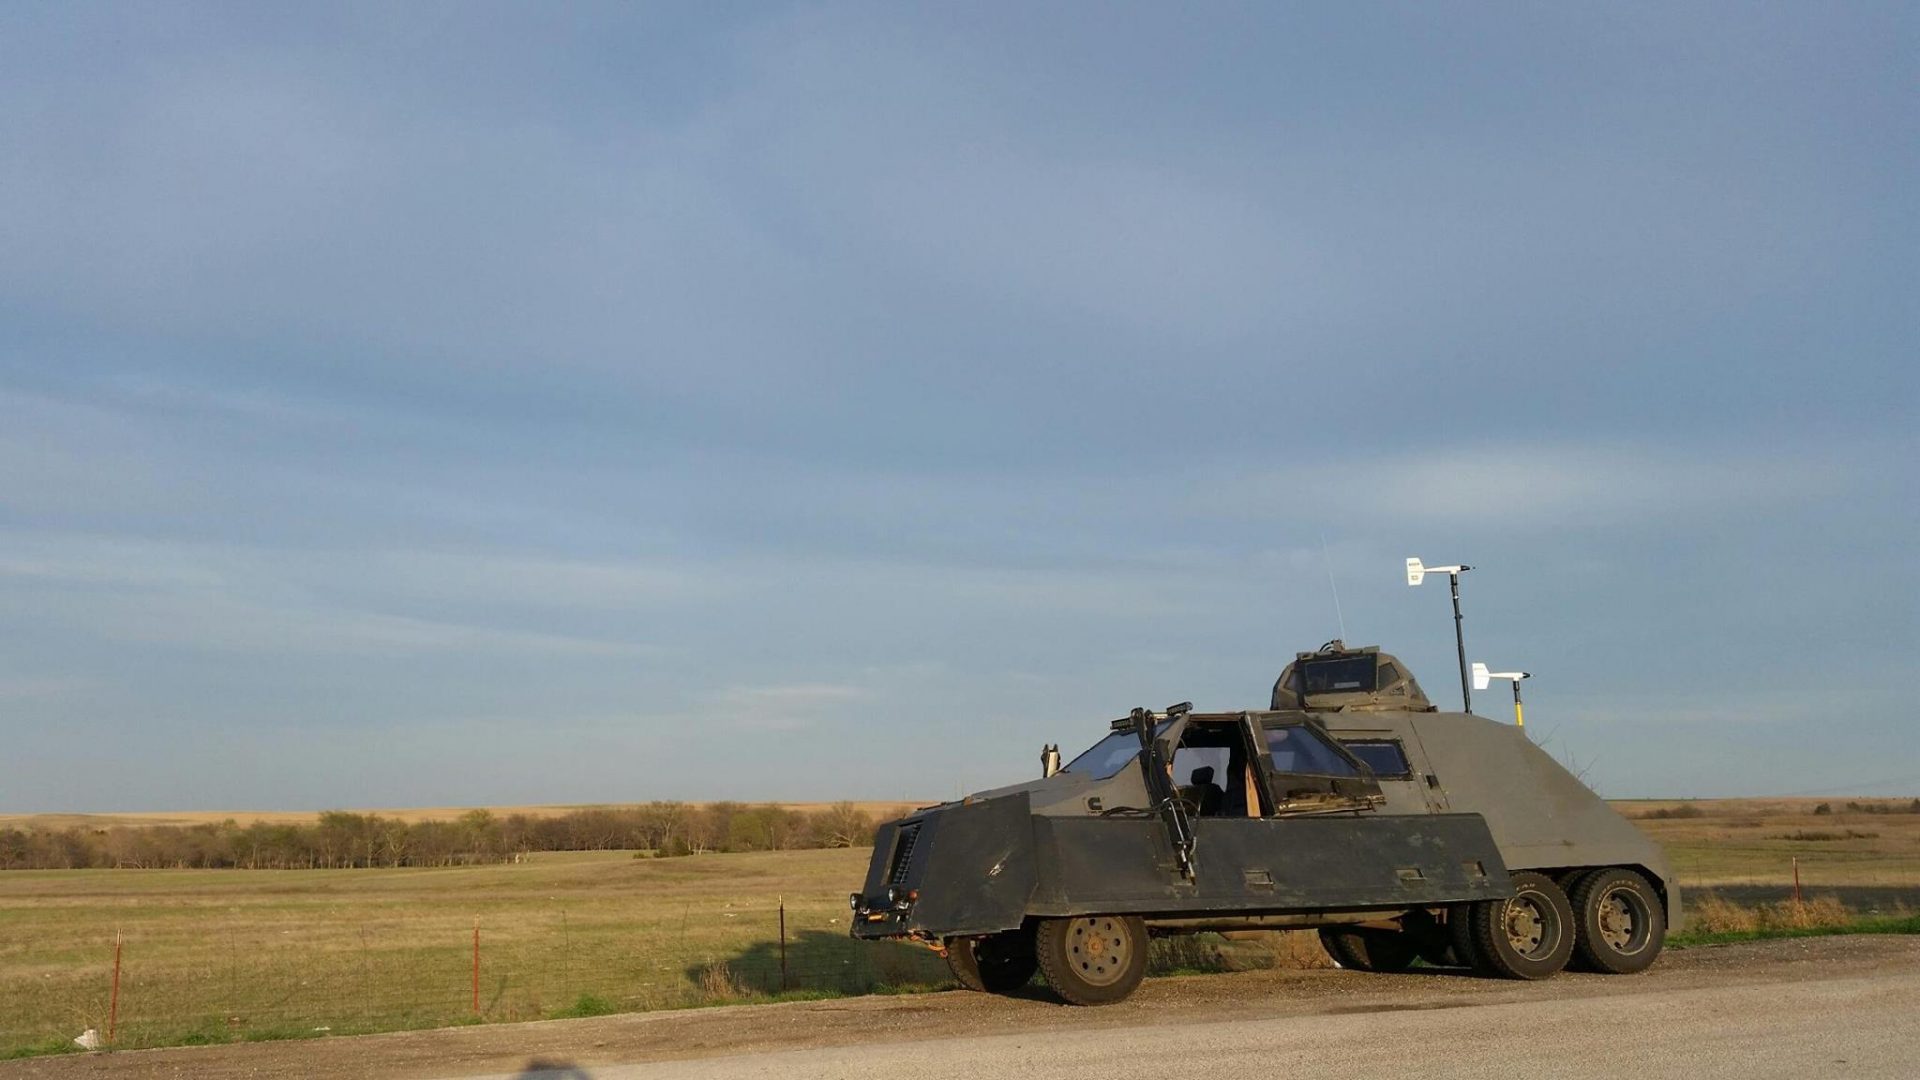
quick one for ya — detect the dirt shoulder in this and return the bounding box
[5,935,1914,1080]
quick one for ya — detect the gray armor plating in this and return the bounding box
[851,644,1674,943]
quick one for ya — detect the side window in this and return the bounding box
[1264,724,1359,777]
[1341,739,1413,779]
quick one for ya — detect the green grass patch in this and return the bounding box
[550,993,620,1019]
[3,1038,83,1061]
[1670,913,1920,948]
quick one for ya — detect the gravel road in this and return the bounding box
[6,936,1914,1080]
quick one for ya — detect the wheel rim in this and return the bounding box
[1502,892,1560,959]
[1064,917,1134,987]
[1595,884,1653,955]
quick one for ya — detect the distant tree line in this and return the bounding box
[0,802,883,870]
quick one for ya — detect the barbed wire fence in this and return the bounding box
[0,892,970,1055]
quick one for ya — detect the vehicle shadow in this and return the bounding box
[515,1061,593,1079]
[690,928,952,997]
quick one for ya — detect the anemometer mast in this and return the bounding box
[1406,557,1474,713]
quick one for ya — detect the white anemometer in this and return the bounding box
[1472,662,1532,728]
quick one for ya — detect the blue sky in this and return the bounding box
[1,2,1913,811]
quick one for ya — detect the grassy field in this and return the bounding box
[0,847,932,1057]
[3,797,1915,1058]
[1617,797,1920,890]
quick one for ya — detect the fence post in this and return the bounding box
[778,897,788,993]
[108,931,123,1044]
[472,917,481,1017]
[1792,857,1802,905]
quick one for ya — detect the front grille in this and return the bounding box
[887,822,922,886]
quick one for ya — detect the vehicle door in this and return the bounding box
[1255,714,1383,815]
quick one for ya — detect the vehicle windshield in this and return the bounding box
[1063,721,1171,780]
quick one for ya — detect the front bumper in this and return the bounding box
[848,886,917,939]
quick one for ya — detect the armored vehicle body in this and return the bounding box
[851,642,1672,1004]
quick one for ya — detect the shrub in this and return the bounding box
[696,959,744,1001]
[1637,804,1706,820]
[1778,829,1877,842]
[1813,803,1832,815]
[1147,934,1233,975]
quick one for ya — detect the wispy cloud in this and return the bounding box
[1203,442,1869,528]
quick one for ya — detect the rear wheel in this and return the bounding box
[1568,868,1665,974]
[1318,927,1419,972]
[945,929,1038,993]
[1034,915,1148,1005]
[1466,871,1576,980]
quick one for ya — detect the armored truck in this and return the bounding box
[850,642,1672,1005]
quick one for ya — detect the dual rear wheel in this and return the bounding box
[1449,867,1665,979]
[1323,867,1664,981]
[1455,870,1577,978]
[1567,867,1666,974]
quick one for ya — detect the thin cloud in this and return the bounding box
[1206,442,1866,528]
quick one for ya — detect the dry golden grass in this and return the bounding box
[1686,893,1861,934]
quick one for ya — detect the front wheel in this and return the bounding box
[1034,915,1149,1005]
[946,929,1038,993]
[1318,927,1419,972]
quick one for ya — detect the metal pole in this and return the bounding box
[108,930,122,1037]
[1450,571,1471,713]
[778,898,788,992]
[471,917,480,1017]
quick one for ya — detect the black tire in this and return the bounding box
[1400,909,1457,967]
[1317,926,1367,970]
[1467,870,1576,980]
[1447,903,1490,974]
[1034,915,1149,1005]
[945,930,1038,993]
[1317,927,1419,973]
[1568,868,1666,974]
